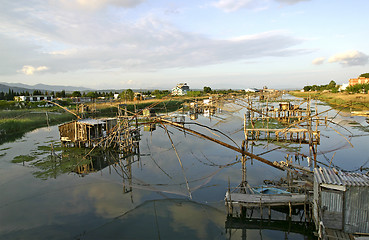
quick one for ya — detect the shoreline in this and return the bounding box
[289,91,369,112]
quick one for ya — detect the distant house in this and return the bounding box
[14,95,53,102]
[339,83,349,91]
[349,77,369,86]
[71,97,92,103]
[172,83,190,96]
[244,88,260,93]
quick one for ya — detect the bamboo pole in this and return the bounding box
[159,118,284,171]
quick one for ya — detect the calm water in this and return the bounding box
[1,95,368,239]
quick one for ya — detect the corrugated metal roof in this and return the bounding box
[314,167,369,187]
[77,118,105,125]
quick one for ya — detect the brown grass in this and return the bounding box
[289,91,369,111]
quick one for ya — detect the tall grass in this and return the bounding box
[0,110,75,144]
[0,99,185,144]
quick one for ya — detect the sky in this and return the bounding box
[1,0,369,90]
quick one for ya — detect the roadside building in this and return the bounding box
[71,97,92,103]
[14,95,53,102]
[172,83,190,96]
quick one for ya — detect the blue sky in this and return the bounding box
[1,0,368,90]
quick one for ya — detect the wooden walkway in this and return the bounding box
[245,128,320,143]
[226,192,307,207]
[325,228,354,240]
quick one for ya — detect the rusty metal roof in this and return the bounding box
[314,167,369,187]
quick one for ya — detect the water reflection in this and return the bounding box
[76,199,225,240]
[1,95,369,239]
[225,216,315,239]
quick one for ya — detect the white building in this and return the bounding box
[244,88,260,93]
[172,83,190,96]
[14,95,53,102]
[339,83,349,91]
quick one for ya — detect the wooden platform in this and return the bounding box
[226,192,308,207]
[244,128,320,143]
[325,228,354,240]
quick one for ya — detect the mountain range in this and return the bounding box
[0,82,92,93]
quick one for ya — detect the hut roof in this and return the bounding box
[314,167,369,187]
[77,119,105,125]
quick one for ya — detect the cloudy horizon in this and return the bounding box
[1,0,368,90]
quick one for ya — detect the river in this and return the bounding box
[1,95,368,239]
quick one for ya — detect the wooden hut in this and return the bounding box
[59,118,117,147]
[143,109,156,118]
[313,167,369,236]
[279,102,291,111]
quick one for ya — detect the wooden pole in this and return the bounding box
[159,118,284,171]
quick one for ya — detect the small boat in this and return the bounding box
[252,185,290,195]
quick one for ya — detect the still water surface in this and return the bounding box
[1,96,368,239]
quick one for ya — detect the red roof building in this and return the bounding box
[349,77,369,86]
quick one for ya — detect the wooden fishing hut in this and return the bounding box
[143,124,156,131]
[313,167,369,239]
[244,128,320,144]
[190,113,198,120]
[59,118,117,148]
[188,98,218,115]
[143,109,156,118]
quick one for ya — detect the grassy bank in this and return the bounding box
[0,109,75,144]
[94,99,185,117]
[0,99,187,144]
[289,91,369,111]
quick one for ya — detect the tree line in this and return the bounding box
[303,80,338,92]
[1,86,243,101]
[303,73,369,93]
[0,89,120,101]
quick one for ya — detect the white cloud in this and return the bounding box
[212,0,309,11]
[60,0,146,10]
[275,0,310,5]
[328,50,369,66]
[212,0,256,12]
[0,1,307,78]
[18,65,49,75]
[312,57,325,65]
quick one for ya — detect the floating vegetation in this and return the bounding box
[37,145,63,152]
[353,125,369,133]
[12,154,37,163]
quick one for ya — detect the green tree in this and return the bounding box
[72,91,82,97]
[119,89,134,101]
[33,90,42,95]
[303,85,312,91]
[86,91,97,98]
[327,80,336,89]
[203,86,212,93]
[359,73,369,78]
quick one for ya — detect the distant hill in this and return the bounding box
[0,82,92,92]
[0,84,33,93]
